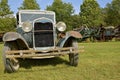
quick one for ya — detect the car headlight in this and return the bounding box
[22,21,32,32]
[56,22,66,32]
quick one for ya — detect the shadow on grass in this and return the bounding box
[19,57,69,69]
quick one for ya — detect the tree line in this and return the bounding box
[0,0,120,33]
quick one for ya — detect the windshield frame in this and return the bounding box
[18,10,56,27]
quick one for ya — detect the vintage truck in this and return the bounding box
[2,10,83,73]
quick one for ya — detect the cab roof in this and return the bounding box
[18,10,55,14]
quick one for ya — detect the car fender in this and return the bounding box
[57,31,82,47]
[3,32,29,50]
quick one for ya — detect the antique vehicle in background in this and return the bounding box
[94,26,115,41]
[74,26,93,41]
[2,10,83,73]
[75,25,115,42]
[114,25,120,40]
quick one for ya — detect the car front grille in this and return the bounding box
[34,22,54,47]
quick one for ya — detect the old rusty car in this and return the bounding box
[2,10,83,73]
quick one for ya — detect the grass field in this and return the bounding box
[0,42,120,80]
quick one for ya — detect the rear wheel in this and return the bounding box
[3,42,19,73]
[69,40,79,66]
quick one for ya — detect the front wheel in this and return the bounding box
[69,40,79,66]
[3,43,19,73]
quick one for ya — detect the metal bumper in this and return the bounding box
[5,47,84,59]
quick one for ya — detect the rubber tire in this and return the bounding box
[69,40,79,66]
[3,43,19,73]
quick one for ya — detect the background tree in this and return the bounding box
[101,8,107,26]
[46,0,74,30]
[0,0,15,33]
[19,0,40,10]
[0,0,13,16]
[104,0,120,26]
[79,0,103,27]
[70,14,81,29]
[0,18,16,32]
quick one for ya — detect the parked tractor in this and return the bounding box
[114,25,120,40]
[93,26,115,41]
[75,25,115,42]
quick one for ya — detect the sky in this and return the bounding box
[8,0,112,14]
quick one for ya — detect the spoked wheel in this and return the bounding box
[69,40,79,66]
[3,42,19,73]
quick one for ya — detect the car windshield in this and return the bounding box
[21,13,55,23]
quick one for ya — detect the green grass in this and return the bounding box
[0,42,120,80]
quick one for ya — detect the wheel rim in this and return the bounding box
[3,42,19,73]
[69,40,79,66]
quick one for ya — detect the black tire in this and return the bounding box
[69,40,79,66]
[2,43,19,73]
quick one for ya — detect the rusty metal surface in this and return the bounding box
[33,30,53,32]
[57,31,82,47]
[3,32,21,41]
[68,31,82,38]
[3,32,29,50]
[5,47,84,58]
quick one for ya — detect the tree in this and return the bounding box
[79,0,103,27]
[104,0,120,26]
[19,0,40,10]
[46,0,74,30]
[0,0,13,16]
[70,14,81,29]
[0,18,16,33]
[0,0,15,33]
[101,8,107,26]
